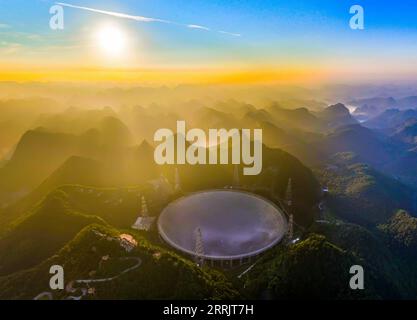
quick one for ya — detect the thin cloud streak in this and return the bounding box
[56,2,241,37]
[187,24,210,31]
[56,2,171,23]
[219,31,241,37]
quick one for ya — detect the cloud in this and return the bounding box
[0,43,23,55]
[187,24,210,31]
[56,2,170,23]
[56,2,240,37]
[219,31,241,37]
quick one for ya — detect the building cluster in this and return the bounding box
[119,234,138,252]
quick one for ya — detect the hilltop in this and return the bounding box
[0,224,239,300]
[0,190,106,276]
[315,162,416,226]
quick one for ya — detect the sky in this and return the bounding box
[1,0,417,84]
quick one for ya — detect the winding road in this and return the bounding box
[75,257,142,284]
[34,257,142,300]
[33,292,53,300]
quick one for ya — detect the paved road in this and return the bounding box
[34,257,142,300]
[33,292,53,300]
[75,257,142,284]
[237,263,256,279]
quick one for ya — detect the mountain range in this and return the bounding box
[2,86,417,299]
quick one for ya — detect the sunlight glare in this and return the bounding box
[95,24,127,58]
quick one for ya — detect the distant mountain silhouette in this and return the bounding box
[317,103,358,129]
[320,124,399,168]
[0,156,106,234]
[0,190,106,276]
[316,162,416,226]
[364,109,417,129]
[267,104,322,132]
[390,118,417,145]
[351,96,417,119]
[0,130,81,200]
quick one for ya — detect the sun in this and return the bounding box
[95,24,127,58]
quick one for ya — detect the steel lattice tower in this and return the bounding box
[288,213,294,241]
[194,227,205,267]
[141,195,148,217]
[285,177,294,242]
[285,177,292,207]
